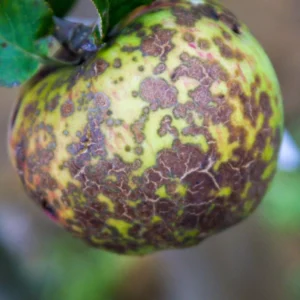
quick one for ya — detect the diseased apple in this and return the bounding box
[8,0,283,255]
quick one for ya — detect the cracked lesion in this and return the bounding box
[141,25,176,61]
[171,52,231,125]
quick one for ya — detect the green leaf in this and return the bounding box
[91,0,153,37]
[45,0,78,17]
[91,0,109,38]
[0,0,54,87]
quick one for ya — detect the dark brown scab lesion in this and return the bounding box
[142,222,179,249]
[153,63,166,75]
[198,38,211,50]
[66,141,87,156]
[172,2,241,35]
[218,107,276,205]
[140,25,176,61]
[219,9,241,35]
[65,99,109,162]
[137,143,222,228]
[135,201,154,222]
[137,30,146,38]
[131,117,147,144]
[229,80,242,97]
[213,37,234,59]
[132,159,143,171]
[45,95,60,112]
[171,6,202,27]
[172,3,219,27]
[29,148,55,167]
[95,59,109,74]
[61,99,75,117]
[24,101,39,118]
[182,122,206,137]
[138,66,145,72]
[106,118,114,127]
[156,199,178,221]
[199,203,238,232]
[121,45,140,53]
[84,59,109,80]
[171,52,228,83]
[213,36,245,60]
[259,92,273,119]
[113,58,122,68]
[76,95,89,112]
[171,52,230,124]
[39,172,58,190]
[135,146,144,155]
[132,91,139,98]
[173,101,195,119]
[17,121,59,206]
[93,92,111,111]
[123,22,144,36]
[140,77,178,110]
[158,115,179,137]
[238,78,263,126]
[183,32,195,43]
[73,203,107,232]
[222,30,232,40]
[62,98,277,253]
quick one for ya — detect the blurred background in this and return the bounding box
[1,0,300,299]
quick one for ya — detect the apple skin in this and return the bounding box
[8,0,283,255]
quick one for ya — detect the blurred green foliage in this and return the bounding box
[0,244,36,300]
[37,237,133,300]
[263,170,300,232]
[286,265,300,300]
[0,233,134,300]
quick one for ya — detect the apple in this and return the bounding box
[8,0,283,255]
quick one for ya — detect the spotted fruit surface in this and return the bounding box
[8,0,283,255]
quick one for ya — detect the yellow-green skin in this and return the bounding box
[8,0,283,255]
